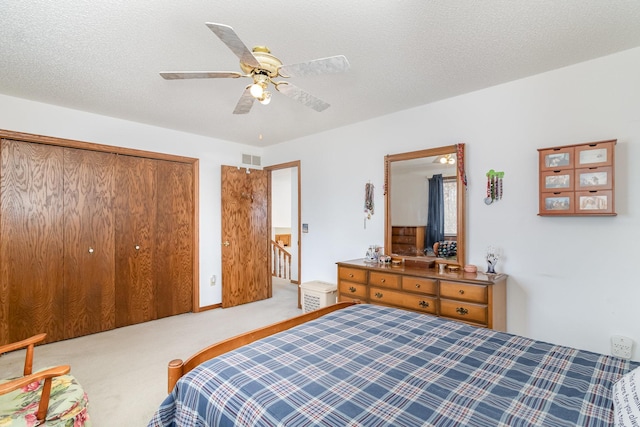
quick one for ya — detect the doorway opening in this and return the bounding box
[266,161,301,307]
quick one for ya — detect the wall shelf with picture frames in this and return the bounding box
[538,139,616,216]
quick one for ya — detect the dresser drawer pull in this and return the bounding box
[415,283,421,288]
[349,286,356,293]
[374,292,384,299]
[459,289,465,295]
[456,307,469,315]
[380,278,386,283]
[418,300,429,308]
[349,273,354,278]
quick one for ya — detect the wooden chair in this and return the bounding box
[0,333,90,426]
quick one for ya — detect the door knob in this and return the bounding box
[134,245,140,251]
[88,247,94,254]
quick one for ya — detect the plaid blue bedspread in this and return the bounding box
[148,304,638,426]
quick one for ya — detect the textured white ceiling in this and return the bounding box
[2,1,640,147]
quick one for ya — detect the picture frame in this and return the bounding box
[546,153,570,168]
[575,166,612,191]
[539,146,574,171]
[576,190,613,214]
[576,141,613,167]
[579,149,607,165]
[539,192,574,215]
[540,170,573,191]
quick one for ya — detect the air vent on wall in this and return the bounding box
[242,154,261,166]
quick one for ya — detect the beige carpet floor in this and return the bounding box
[0,278,301,426]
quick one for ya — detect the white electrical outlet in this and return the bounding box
[611,335,634,359]
[210,274,216,286]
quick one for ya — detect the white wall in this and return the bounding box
[0,93,262,307]
[263,47,640,360]
[271,169,292,228]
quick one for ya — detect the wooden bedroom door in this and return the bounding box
[221,165,270,308]
[0,139,65,344]
[63,148,116,338]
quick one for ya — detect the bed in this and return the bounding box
[148,302,639,426]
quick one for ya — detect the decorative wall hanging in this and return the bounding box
[538,139,616,216]
[364,181,375,228]
[484,170,504,205]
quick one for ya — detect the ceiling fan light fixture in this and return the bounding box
[249,73,270,99]
[258,91,271,105]
[250,83,264,98]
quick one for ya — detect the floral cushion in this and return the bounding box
[0,373,90,426]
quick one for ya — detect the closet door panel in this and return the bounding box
[115,155,157,327]
[155,160,193,318]
[63,148,116,338]
[0,140,64,344]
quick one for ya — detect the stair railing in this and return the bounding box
[271,240,291,280]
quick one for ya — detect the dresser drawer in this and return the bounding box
[338,267,367,284]
[401,276,437,296]
[369,287,437,314]
[338,281,368,299]
[369,272,401,289]
[440,281,488,304]
[440,299,487,325]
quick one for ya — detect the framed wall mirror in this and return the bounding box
[384,144,466,267]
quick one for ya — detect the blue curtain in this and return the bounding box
[426,174,444,253]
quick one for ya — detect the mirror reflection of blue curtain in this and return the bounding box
[426,174,444,252]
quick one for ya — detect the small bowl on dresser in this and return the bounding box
[463,264,477,273]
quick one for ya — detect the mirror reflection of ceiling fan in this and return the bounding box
[433,154,456,165]
[160,23,350,114]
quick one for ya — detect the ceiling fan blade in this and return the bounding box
[160,71,244,80]
[233,87,255,114]
[205,23,261,68]
[275,82,330,112]
[278,55,350,78]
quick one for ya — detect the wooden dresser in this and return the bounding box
[337,259,507,331]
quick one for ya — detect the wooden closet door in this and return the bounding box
[155,160,193,319]
[115,155,157,327]
[63,148,116,338]
[0,139,65,344]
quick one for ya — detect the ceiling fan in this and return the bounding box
[160,23,350,114]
